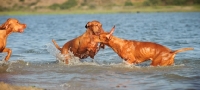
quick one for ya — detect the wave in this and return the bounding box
[0,43,186,74]
[0,63,9,73]
[163,73,192,80]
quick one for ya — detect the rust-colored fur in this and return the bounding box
[93,26,193,66]
[0,18,26,61]
[52,20,105,64]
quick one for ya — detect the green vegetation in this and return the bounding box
[0,0,200,15]
[0,6,8,12]
[19,0,24,2]
[143,0,200,6]
[49,0,77,10]
[124,0,134,6]
[1,5,200,16]
[49,4,60,10]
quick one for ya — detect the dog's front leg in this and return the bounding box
[2,48,12,61]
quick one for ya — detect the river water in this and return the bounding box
[0,12,200,90]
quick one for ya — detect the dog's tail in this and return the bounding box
[172,47,194,54]
[52,39,62,51]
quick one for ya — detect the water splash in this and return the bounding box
[46,43,117,66]
[60,83,71,87]
[46,43,81,65]
[45,43,60,57]
[0,53,7,61]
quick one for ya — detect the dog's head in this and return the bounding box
[85,20,104,35]
[92,25,115,44]
[0,18,26,33]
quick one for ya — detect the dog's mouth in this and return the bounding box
[18,28,24,33]
[18,24,26,33]
[94,32,101,35]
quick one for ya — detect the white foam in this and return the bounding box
[46,43,82,65]
[60,83,71,87]
[0,61,6,65]
[107,60,141,69]
[46,43,60,57]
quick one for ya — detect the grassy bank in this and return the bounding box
[1,6,200,16]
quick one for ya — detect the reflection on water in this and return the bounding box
[0,12,200,90]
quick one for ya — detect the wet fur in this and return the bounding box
[0,18,26,61]
[52,20,105,64]
[93,26,193,66]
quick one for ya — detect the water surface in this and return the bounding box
[0,12,200,90]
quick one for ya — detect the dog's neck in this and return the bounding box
[0,28,13,49]
[105,36,127,54]
[0,28,13,38]
[5,28,13,37]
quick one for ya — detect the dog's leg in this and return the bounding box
[64,56,69,64]
[159,53,175,66]
[150,55,162,66]
[62,51,70,64]
[2,48,12,61]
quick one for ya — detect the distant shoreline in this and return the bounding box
[1,6,200,16]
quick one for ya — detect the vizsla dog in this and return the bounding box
[0,18,26,61]
[93,26,194,66]
[52,20,106,64]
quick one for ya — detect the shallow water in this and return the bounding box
[0,12,200,90]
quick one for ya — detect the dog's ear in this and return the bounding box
[0,22,9,30]
[85,22,91,28]
[109,25,115,35]
[106,25,115,39]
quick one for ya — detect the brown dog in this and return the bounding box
[52,20,106,64]
[0,18,26,61]
[93,26,194,66]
